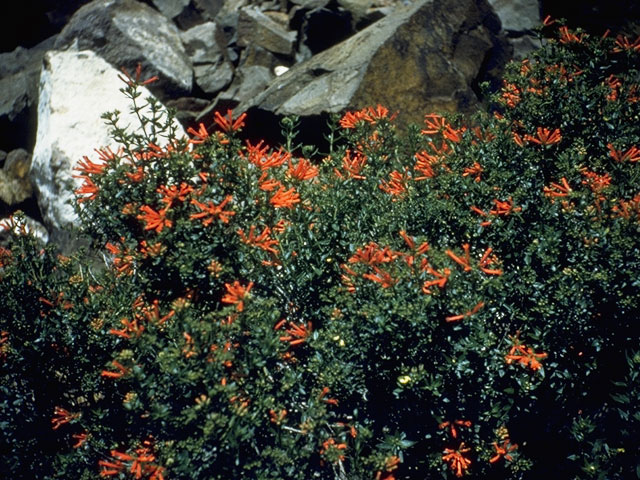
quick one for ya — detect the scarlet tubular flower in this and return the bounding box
[339,104,393,129]
[186,122,210,144]
[270,186,301,208]
[340,149,368,179]
[489,439,518,463]
[525,127,562,146]
[74,176,100,202]
[137,206,172,233]
[490,197,521,216]
[414,150,440,179]
[379,170,409,198]
[278,321,312,346]
[109,317,144,339]
[446,243,472,272]
[558,25,585,43]
[505,336,548,371]
[319,437,347,462]
[72,432,89,449]
[478,247,502,276]
[288,157,319,180]
[422,265,451,294]
[422,114,449,135]
[221,280,253,312]
[118,63,159,87]
[462,162,483,182]
[445,301,485,323]
[101,360,129,379]
[319,386,338,405]
[543,177,572,202]
[51,406,80,430]
[439,419,472,439]
[237,225,279,254]
[213,109,247,133]
[190,195,235,225]
[362,266,396,288]
[442,443,471,478]
[608,143,640,162]
[75,155,108,176]
[613,34,640,52]
[157,182,194,207]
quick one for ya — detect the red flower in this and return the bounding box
[442,443,471,478]
[525,127,562,146]
[237,225,279,254]
[190,195,235,225]
[489,439,518,463]
[137,206,172,233]
[51,406,80,430]
[213,109,247,133]
[221,280,253,312]
[101,360,129,379]
[287,157,319,180]
[270,186,301,209]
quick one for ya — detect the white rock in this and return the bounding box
[274,65,289,76]
[31,49,185,237]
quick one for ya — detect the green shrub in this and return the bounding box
[1,21,639,480]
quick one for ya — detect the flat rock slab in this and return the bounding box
[239,0,504,128]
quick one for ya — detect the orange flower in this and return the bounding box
[490,197,521,216]
[362,266,396,288]
[186,122,210,144]
[141,299,175,325]
[72,432,89,449]
[75,176,100,202]
[439,419,471,439]
[221,280,253,312]
[157,183,194,207]
[51,406,80,430]
[319,386,338,405]
[446,301,485,323]
[319,437,347,462]
[543,177,572,201]
[109,317,144,339]
[379,170,409,198]
[477,247,502,276]
[339,105,393,129]
[580,168,611,193]
[125,166,145,183]
[137,206,172,233]
[288,157,319,180]
[414,150,440,179]
[75,155,107,176]
[421,265,450,294]
[118,63,159,86]
[558,26,585,44]
[190,195,235,225]
[251,147,291,170]
[422,114,449,135]
[608,143,640,162]
[489,439,518,463]
[445,243,472,271]
[277,320,313,346]
[462,162,483,182]
[213,109,247,133]
[442,443,471,478]
[237,225,279,254]
[270,186,301,208]
[505,336,548,371]
[101,360,129,379]
[340,149,368,179]
[613,34,640,52]
[525,127,562,146]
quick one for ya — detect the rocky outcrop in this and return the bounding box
[54,0,193,96]
[237,0,506,128]
[7,0,608,249]
[0,149,33,207]
[30,49,184,243]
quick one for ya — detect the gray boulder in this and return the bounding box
[237,5,297,56]
[30,49,184,245]
[54,0,193,96]
[238,0,506,128]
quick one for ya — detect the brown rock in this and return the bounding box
[237,6,297,55]
[239,0,506,128]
